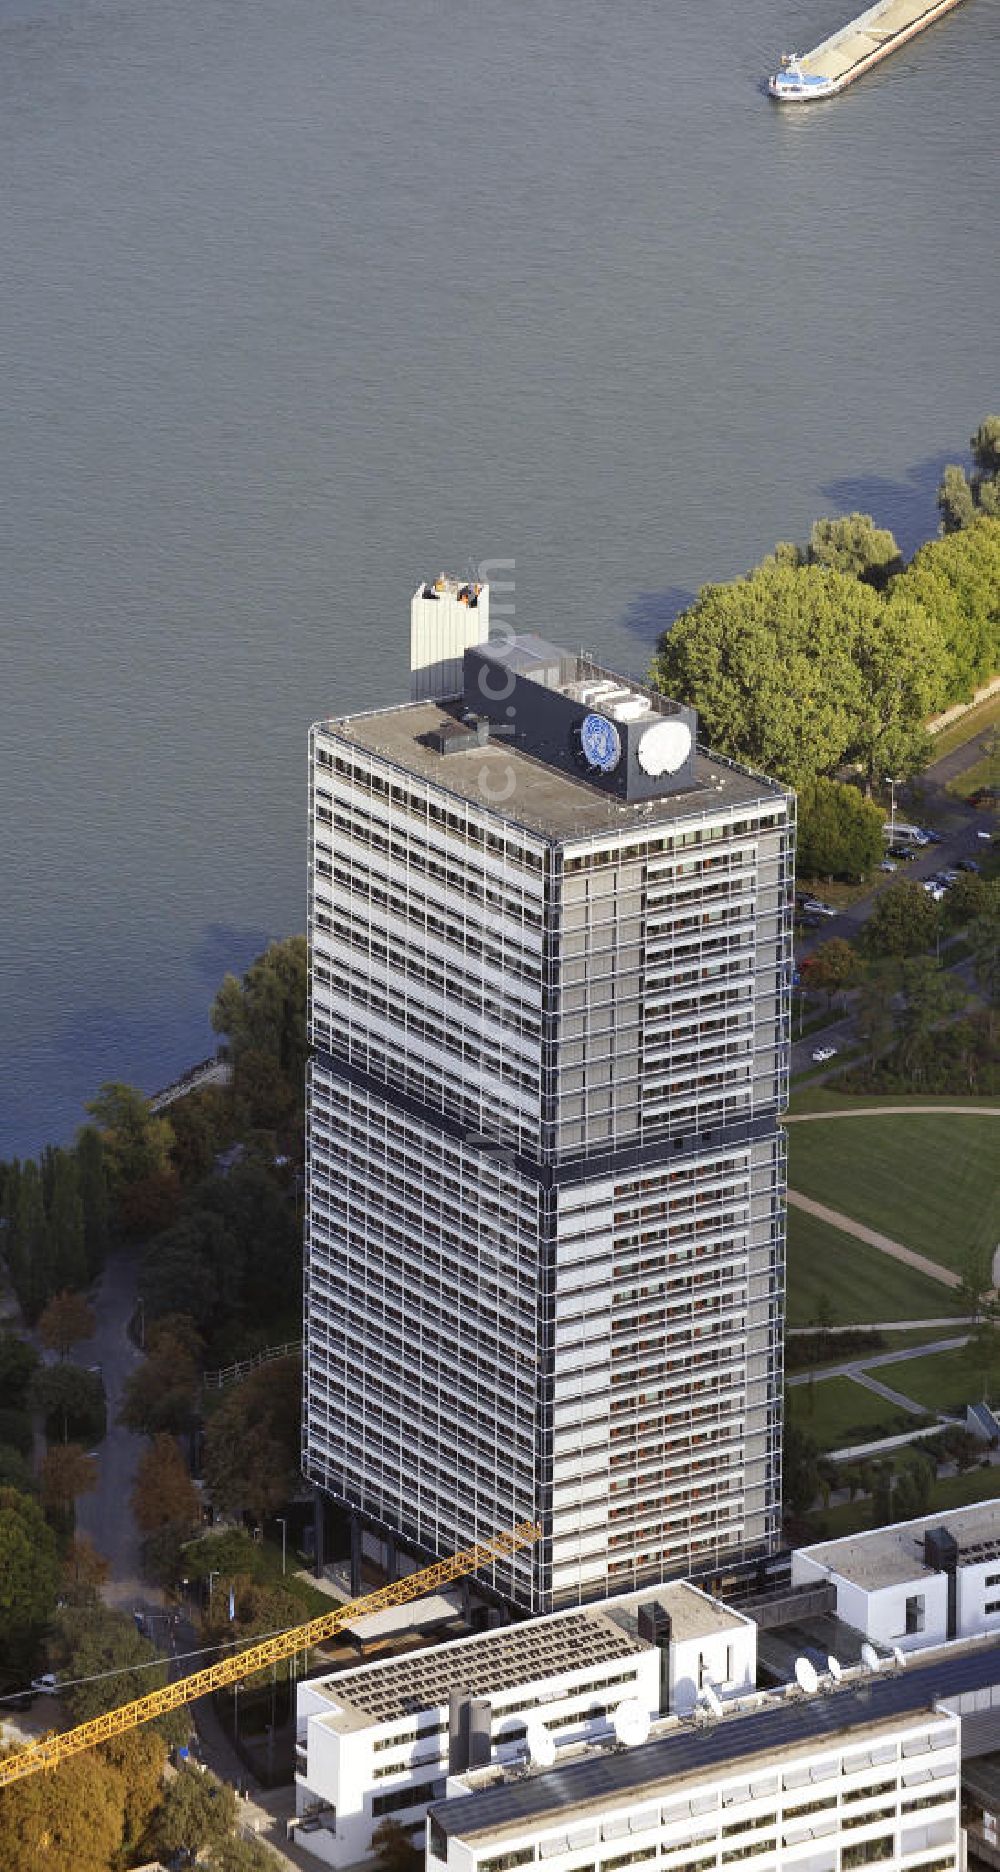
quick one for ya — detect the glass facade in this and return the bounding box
[303,696,793,1611]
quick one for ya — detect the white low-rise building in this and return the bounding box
[426,1655,985,1872]
[294,1583,754,1866]
[792,1505,1000,1656]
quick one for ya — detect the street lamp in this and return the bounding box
[276,1517,288,1577]
[885,775,900,845]
[207,1570,219,1610]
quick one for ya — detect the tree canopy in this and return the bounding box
[938,417,1000,532]
[0,1487,62,1679]
[211,935,307,1134]
[202,1354,302,1524]
[892,517,1000,702]
[862,879,941,959]
[797,779,883,881]
[37,1290,96,1360]
[29,1362,106,1447]
[807,513,902,587]
[651,561,947,788]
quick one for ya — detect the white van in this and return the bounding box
[883,821,924,843]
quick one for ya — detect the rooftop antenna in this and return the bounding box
[525,1723,556,1770]
[794,1657,819,1696]
[700,1684,724,1721]
[612,1700,651,1749]
[892,1646,907,1671]
[860,1642,881,1674]
[827,1655,843,1684]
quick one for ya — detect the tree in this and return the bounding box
[208,1837,283,1872]
[0,1332,39,1406]
[85,1082,175,1198]
[30,1362,106,1447]
[152,1765,236,1867]
[782,1412,820,1517]
[943,872,993,929]
[37,1290,96,1360]
[371,1819,424,1872]
[119,1316,204,1438]
[893,1452,934,1520]
[0,1487,62,1677]
[46,1602,180,1733]
[896,957,966,1079]
[40,1443,97,1516]
[131,1433,201,1537]
[211,935,308,1132]
[0,1744,126,1872]
[10,1158,53,1322]
[938,417,1000,531]
[652,560,946,790]
[61,1532,111,1605]
[800,937,863,1011]
[808,513,902,588]
[969,894,1000,1041]
[958,1248,994,1323]
[47,1149,87,1291]
[74,1126,109,1277]
[202,1354,302,1524]
[798,779,883,880]
[862,879,941,959]
[651,563,865,786]
[893,517,1000,702]
[140,1207,244,1338]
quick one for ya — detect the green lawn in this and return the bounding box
[872,1343,993,1416]
[786,1208,967,1328]
[930,692,1000,758]
[786,1113,1000,1272]
[805,1462,1000,1542]
[788,1375,929,1452]
[786,1091,1000,1115]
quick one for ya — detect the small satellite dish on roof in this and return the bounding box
[892,1646,907,1670]
[860,1643,881,1674]
[700,1684,724,1720]
[612,1700,651,1749]
[794,1656,819,1696]
[526,1724,556,1769]
[827,1655,843,1683]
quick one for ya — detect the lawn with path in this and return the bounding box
[787,1376,930,1453]
[786,1114,999,1274]
[785,1209,967,1328]
[870,1344,998,1416]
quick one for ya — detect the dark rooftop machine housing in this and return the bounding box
[463,635,699,805]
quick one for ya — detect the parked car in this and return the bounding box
[957,857,981,873]
[916,826,943,843]
[811,1046,838,1064]
[922,882,946,902]
[801,898,837,918]
[888,844,919,861]
[938,869,959,885]
[30,1673,61,1696]
[878,859,897,872]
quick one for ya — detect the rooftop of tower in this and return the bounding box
[317,684,787,845]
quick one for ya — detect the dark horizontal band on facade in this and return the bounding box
[310,1047,783,1189]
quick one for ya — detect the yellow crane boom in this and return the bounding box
[0,1520,539,1791]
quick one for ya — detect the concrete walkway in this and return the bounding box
[785,1105,1000,1123]
[785,1189,961,1289]
[786,1335,969,1388]
[788,1317,974,1335]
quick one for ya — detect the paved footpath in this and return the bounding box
[788,1317,974,1335]
[785,1189,961,1289]
[785,1105,1000,1123]
[786,1335,969,1388]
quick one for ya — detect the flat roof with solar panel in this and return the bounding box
[308,1582,747,1733]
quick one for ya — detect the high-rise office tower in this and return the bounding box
[303,578,793,1613]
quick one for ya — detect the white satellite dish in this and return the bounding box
[860,1643,881,1674]
[827,1655,843,1683]
[794,1656,819,1696]
[526,1724,556,1769]
[700,1684,724,1720]
[892,1646,907,1670]
[612,1700,651,1749]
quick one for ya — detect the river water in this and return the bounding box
[1,0,997,1157]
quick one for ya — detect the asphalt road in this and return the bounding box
[75,1249,164,1620]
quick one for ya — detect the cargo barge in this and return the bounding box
[768,0,966,101]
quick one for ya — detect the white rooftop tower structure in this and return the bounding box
[410,574,490,702]
[303,594,794,1613]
